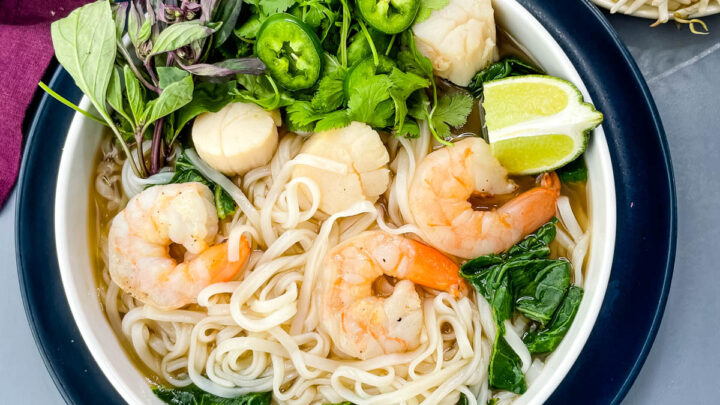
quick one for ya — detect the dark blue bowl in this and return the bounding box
[15,0,676,403]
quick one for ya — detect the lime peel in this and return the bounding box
[482,75,603,175]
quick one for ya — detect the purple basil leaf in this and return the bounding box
[113,2,128,39]
[199,0,218,23]
[179,58,266,76]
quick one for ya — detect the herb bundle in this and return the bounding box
[42,0,265,179]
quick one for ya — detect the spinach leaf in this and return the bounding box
[505,218,557,259]
[171,81,236,144]
[524,286,584,354]
[152,384,271,405]
[151,21,217,55]
[514,260,571,325]
[461,255,514,324]
[145,75,195,124]
[213,0,243,47]
[50,0,116,119]
[488,332,527,394]
[157,67,191,90]
[557,156,588,183]
[169,154,237,219]
[467,57,541,98]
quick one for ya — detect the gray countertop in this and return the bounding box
[1,9,719,405]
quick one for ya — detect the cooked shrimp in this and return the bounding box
[409,137,560,259]
[318,231,464,360]
[108,183,250,310]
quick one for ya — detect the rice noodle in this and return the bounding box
[90,125,592,404]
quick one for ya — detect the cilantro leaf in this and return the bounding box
[347,74,394,128]
[234,74,295,110]
[388,68,430,135]
[431,93,474,138]
[415,0,449,24]
[258,0,296,15]
[312,68,347,112]
[315,110,351,132]
[286,101,320,132]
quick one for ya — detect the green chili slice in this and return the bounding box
[356,0,421,34]
[255,13,324,90]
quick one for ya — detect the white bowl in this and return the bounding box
[54,1,616,403]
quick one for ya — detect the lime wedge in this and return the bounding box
[482,75,603,175]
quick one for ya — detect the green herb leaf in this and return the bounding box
[214,183,237,219]
[388,68,429,135]
[127,1,143,46]
[312,68,347,112]
[314,109,351,132]
[112,2,128,39]
[513,260,571,325]
[107,67,129,123]
[152,384,271,405]
[214,0,243,47]
[137,18,152,43]
[258,0,296,15]
[50,0,116,119]
[347,75,394,128]
[234,15,262,39]
[557,156,588,183]
[157,67,191,90]
[467,57,541,98]
[124,65,145,124]
[151,21,217,55]
[415,0,449,24]
[145,75,194,124]
[489,333,527,394]
[456,393,469,405]
[172,81,236,144]
[430,93,474,138]
[234,74,294,110]
[523,286,584,354]
[169,154,237,220]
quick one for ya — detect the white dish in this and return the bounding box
[54,0,617,403]
[592,0,720,20]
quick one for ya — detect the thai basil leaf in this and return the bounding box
[150,21,217,55]
[145,75,194,124]
[152,384,271,405]
[181,58,266,76]
[157,66,191,89]
[514,260,571,326]
[127,1,143,47]
[488,332,527,394]
[169,154,237,220]
[524,286,584,354]
[112,2,128,39]
[107,67,128,121]
[213,0,243,47]
[137,18,152,43]
[123,65,145,124]
[50,0,116,119]
[467,57,541,98]
[171,81,236,144]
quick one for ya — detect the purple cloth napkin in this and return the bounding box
[0,0,88,207]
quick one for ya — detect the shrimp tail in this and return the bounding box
[500,172,561,237]
[399,238,466,297]
[192,236,251,283]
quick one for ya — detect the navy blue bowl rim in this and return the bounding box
[15,0,676,404]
